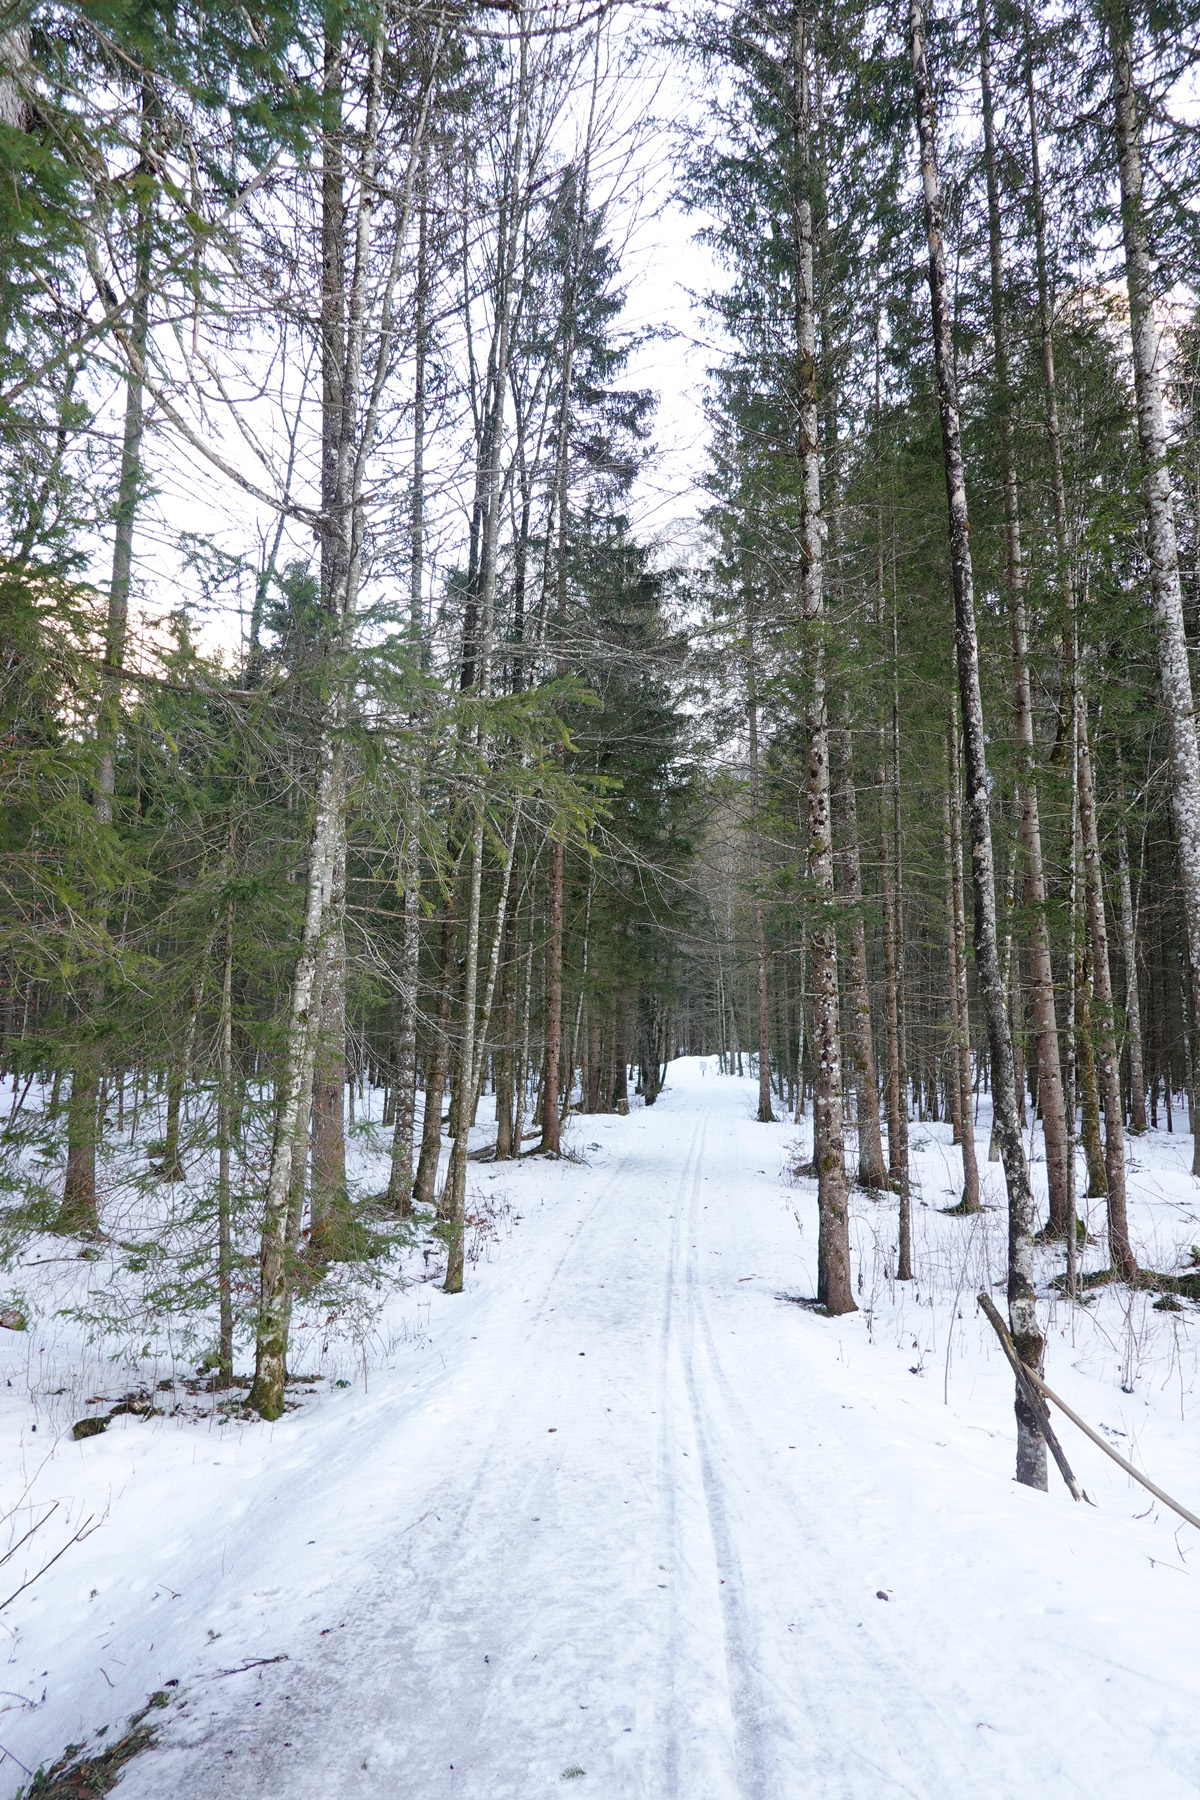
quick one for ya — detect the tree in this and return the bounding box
[909,0,1044,1489]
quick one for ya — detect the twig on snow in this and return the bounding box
[214,1655,289,1677]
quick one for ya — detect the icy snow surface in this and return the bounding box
[4,1057,1200,1797]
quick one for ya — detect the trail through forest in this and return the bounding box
[7,1062,1192,1800]
[11,5,1200,1794]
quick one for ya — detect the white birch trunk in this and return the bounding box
[791,11,854,1314]
[947,718,980,1212]
[251,19,445,1414]
[748,614,775,1124]
[1110,4,1200,1173]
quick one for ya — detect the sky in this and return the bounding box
[105,21,722,669]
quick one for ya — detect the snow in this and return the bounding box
[4,1059,1200,1797]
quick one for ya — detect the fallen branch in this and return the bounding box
[214,1655,289,1677]
[1021,1362,1200,1534]
[0,1739,33,1778]
[0,1502,59,1572]
[978,1290,1200,1532]
[977,1293,1085,1501]
[0,1689,42,1710]
[0,1514,102,1613]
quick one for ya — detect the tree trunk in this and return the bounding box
[385,849,420,1215]
[891,606,913,1277]
[0,25,30,132]
[309,824,350,1263]
[910,0,1043,1487]
[443,819,486,1289]
[61,1062,100,1232]
[790,10,854,1315]
[252,16,405,1414]
[748,622,775,1124]
[1076,936,1107,1202]
[1077,696,1137,1278]
[586,1017,602,1113]
[161,1071,185,1185]
[285,940,323,1273]
[1117,808,1148,1134]
[494,915,516,1156]
[834,723,885,1186]
[1064,706,1081,1296]
[250,740,340,1420]
[415,889,458,1207]
[442,45,528,1277]
[612,998,629,1113]
[217,893,235,1387]
[879,738,904,1194]
[513,916,537,1149]
[1109,1,1200,1177]
[1025,25,1093,1226]
[159,953,211,1183]
[540,836,565,1152]
[990,833,1018,1164]
[945,721,980,1212]
[385,163,428,1216]
[978,0,1070,1235]
[444,807,522,1290]
[58,87,154,1234]
[561,872,592,1127]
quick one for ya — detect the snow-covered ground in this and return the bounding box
[3,1059,1200,1797]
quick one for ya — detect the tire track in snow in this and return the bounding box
[655,1110,719,1797]
[134,1142,650,1800]
[119,1074,1200,1800]
[676,1114,782,1800]
[678,1109,961,1800]
[657,1106,781,1800]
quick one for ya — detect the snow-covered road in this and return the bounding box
[9,1060,1200,1797]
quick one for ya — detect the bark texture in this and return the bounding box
[748,617,775,1124]
[834,725,886,1187]
[910,0,1044,1487]
[1077,698,1137,1277]
[540,836,565,1153]
[385,851,420,1215]
[946,721,980,1213]
[309,835,349,1260]
[1116,815,1147,1134]
[879,740,904,1194]
[1110,3,1200,1173]
[217,893,235,1386]
[415,891,457,1208]
[978,0,1070,1236]
[791,10,854,1315]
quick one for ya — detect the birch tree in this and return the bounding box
[1105,0,1200,1177]
[251,10,447,1419]
[790,5,853,1315]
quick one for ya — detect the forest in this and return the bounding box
[3,0,1200,1793]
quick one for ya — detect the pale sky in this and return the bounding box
[107,17,722,668]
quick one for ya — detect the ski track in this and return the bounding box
[16,1064,1200,1799]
